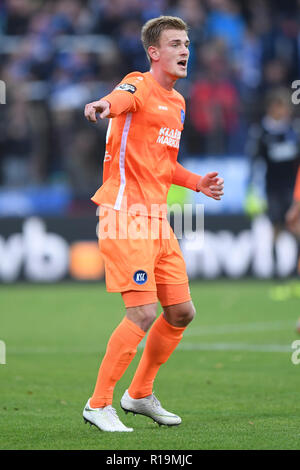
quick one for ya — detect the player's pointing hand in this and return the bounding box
[84,99,111,122]
[196,171,224,200]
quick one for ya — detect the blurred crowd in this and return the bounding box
[1,0,300,203]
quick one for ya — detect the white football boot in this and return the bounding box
[120,390,182,426]
[83,399,133,432]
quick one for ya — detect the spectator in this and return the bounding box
[0,88,33,186]
[206,0,246,62]
[186,40,240,155]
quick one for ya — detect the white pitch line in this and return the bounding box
[177,342,291,353]
[184,320,295,337]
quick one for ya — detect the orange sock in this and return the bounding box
[90,317,145,408]
[128,314,186,399]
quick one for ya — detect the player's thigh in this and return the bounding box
[98,211,159,293]
[156,282,191,308]
[154,222,189,287]
[154,222,193,321]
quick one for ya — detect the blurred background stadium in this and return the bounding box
[0,0,300,282]
[2,0,300,451]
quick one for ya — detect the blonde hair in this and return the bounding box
[141,16,188,62]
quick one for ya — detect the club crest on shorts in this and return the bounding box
[133,270,147,285]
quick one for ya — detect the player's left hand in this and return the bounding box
[196,172,224,200]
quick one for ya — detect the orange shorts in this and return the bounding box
[122,282,191,308]
[97,207,190,300]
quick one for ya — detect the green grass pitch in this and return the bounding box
[1,280,300,450]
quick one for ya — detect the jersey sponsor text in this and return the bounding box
[157,127,181,149]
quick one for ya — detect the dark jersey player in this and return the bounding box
[247,88,300,240]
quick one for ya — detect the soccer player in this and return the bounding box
[83,16,224,432]
[247,88,300,266]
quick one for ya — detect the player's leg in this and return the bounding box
[268,189,293,274]
[89,315,151,408]
[89,294,157,406]
[88,307,156,404]
[126,283,194,397]
[84,210,159,431]
[121,285,194,426]
[84,295,157,432]
[120,220,195,425]
[268,189,298,302]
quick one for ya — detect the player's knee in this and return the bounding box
[182,302,196,324]
[126,304,157,332]
[142,309,157,327]
[165,301,196,326]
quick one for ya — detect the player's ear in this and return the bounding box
[148,46,160,62]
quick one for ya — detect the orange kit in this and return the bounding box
[92,71,199,296]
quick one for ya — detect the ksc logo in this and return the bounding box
[181,109,185,123]
[133,270,147,285]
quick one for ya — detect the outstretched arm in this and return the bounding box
[172,163,224,200]
[84,90,134,121]
[84,73,149,121]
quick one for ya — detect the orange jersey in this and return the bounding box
[294,166,300,201]
[91,71,191,217]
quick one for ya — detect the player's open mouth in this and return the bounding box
[177,60,187,69]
